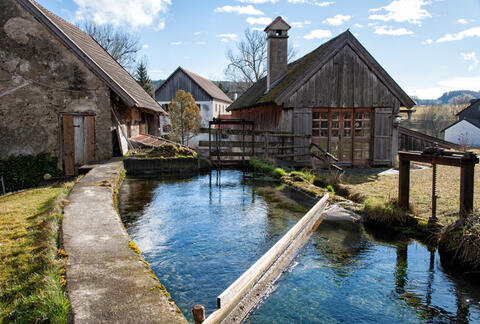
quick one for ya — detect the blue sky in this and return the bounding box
[38,0,480,99]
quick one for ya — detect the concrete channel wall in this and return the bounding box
[62,161,187,323]
[124,157,211,175]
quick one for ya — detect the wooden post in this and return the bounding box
[242,121,245,163]
[398,158,410,210]
[264,132,269,159]
[192,304,205,324]
[208,122,211,159]
[460,162,475,217]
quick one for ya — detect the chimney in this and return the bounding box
[265,17,291,90]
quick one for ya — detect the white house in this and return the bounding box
[155,67,233,147]
[443,99,480,147]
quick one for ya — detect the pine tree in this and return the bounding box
[135,60,154,97]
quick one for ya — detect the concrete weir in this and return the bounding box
[62,161,187,323]
[204,194,330,324]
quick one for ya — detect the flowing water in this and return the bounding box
[118,170,480,323]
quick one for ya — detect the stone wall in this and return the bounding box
[0,0,113,168]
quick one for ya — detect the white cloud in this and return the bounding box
[458,18,468,25]
[369,0,431,26]
[217,34,238,42]
[315,1,335,7]
[214,5,263,15]
[409,76,480,98]
[155,19,166,30]
[436,27,480,42]
[194,31,201,36]
[250,27,264,31]
[170,41,182,46]
[354,23,364,28]
[461,52,479,71]
[291,20,312,28]
[287,0,334,6]
[74,0,171,28]
[323,14,351,26]
[293,43,301,48]
[142,44,149,49]
[422,39,433,45]
[195,41,207,45]
[304,29,332,40]
[235,0,278,3]
[374,25,414,35]
[246,17,272,25]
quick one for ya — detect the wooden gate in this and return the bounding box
[62,114,95,175]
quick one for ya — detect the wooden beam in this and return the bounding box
[398,158,410,210]
[460,163,475,217]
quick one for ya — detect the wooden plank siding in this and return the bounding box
[372,107,393,165]
[155,69,211,102]
[283,46,400,110]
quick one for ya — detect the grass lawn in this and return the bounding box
[0,182,74,322]
[340,159,480,226]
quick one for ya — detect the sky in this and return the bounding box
[37,0,480,99]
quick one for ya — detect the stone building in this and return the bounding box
[0,0,167,175]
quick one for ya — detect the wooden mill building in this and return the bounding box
[228,17,415,167]
[1,0,167,175]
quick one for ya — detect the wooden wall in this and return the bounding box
[231,104,284,132]
[155,69,212,102]
[282,45,402,111]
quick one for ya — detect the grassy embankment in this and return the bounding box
[0,181,74,322]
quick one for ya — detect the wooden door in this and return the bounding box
[312,108,372,166]
[62,114,95,175]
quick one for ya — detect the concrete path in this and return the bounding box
[62,161,187,323]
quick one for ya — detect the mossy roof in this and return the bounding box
[228,30,414,111]
[228,33,342,111]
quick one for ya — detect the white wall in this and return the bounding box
[444,120,480,147]
[212,100,231,116]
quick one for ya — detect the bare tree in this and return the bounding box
[225,29,296,91]
[79,21,140,71]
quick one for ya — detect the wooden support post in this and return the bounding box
[264,132,269,160]
[460,163,475,217]
[208,123,211,159]
[399,158,410,210]
[242,121,245,163]
[192,304,205,324]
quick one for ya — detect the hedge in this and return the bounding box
[0,153,62,193]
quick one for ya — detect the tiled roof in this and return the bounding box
[21,0,166,114]
[181,68,233,103]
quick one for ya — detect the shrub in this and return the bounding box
[438,214,480,274]
[363,198,414,227]
[272,168,287,178]
[146,143,196,158]
[0,153,61,193]
[327,185,335,194]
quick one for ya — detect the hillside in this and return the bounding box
[413,90,480,105]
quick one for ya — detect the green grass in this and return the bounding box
[0,181,74,323]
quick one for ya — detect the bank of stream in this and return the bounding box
[118,170,480,323]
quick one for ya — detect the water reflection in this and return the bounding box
[118,170,480,324]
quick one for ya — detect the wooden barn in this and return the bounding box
[227,17,415,167]
[1,0,166,175]
[155,67,233,146]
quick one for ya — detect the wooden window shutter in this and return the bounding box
[62,115,75,176]
[372,107,392,165]
[86,116,95,162]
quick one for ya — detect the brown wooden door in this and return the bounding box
[312,108,372,166]
[62,114,95,176]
